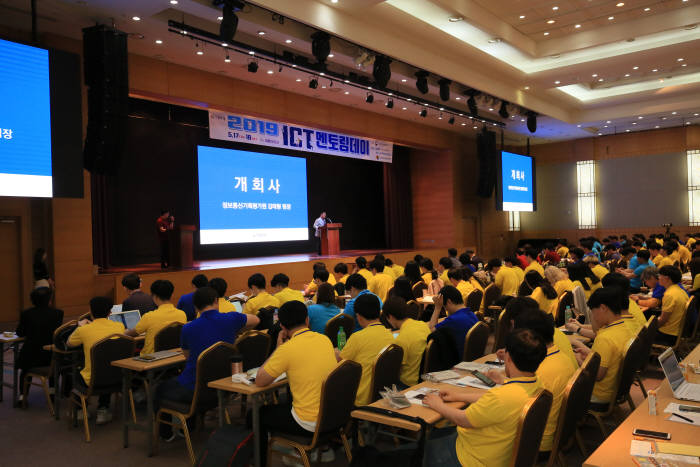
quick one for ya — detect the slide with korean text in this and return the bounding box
[197,145,309,244]
[501,151,534,212]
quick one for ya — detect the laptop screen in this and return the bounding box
[122,310,141,329]
[232,301,243,313]
[659,348,685,391]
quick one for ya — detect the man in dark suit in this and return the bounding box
[15,287,63,400]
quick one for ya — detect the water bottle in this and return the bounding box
[564,305,572,323]
[337,326,347,350]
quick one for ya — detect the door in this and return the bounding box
[0,217,22,325]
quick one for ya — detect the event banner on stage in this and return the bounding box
[208,110,393,163]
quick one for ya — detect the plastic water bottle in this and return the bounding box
[648,389,657,415]
[564,305,572,323]
[337,327,347,351]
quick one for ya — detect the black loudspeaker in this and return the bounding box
[476,129,497,198]
[82,25,129,174]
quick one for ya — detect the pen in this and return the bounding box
[672,412,694,423]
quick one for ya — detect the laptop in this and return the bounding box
[658,347,700,402]
[111,304,122,314]
[109,309,141,329]
[231,301,243,314]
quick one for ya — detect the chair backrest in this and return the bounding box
[234,330,272,371]
[421,339,443,374]
[53,320,78,351]
[466,289,483,313]
[554,291,574,327]
[645,315,658,343]
[680,295,698,340]
[190,342,238,416]
[412,282,428,299]
[370,344,404,402]
[89,334,136,392]
[255,306,278,331]
[78,311,92,322]
[493,309,509,353]
[510,389,553,467]
[483,284,501,308]
[314,360,362,441]
[614,335,645,404]
[463,321,489,362]
[153,321,184,352]
[405,300,420,320]
[324,313,355,347]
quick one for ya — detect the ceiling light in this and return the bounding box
[682,64,687,67]
[662,117,667,120]
[285,39,293,44]
[248,51,255,55]
[401,79,407,82]
[604,125,608,128]
[626,129,630,132]
[616,2,624,6]
[577,124,581,127]
[217,16,223,21]
[155,39,163,44]
[402,107,407,110]
[672,111,677,114]
[257,31,265,35]
[592,73,598,77]
[295,78,302,82]
[328,54,334,58]
[224,54,230,63]
[461,122,466,126]
[687,122,692,125]
[638,116,643,119]
[652,68,658,72]
[633,66,639,70]
[344,80,349,83]
[170,0,178,3]
[677,58,684,61]
[473,126,478,129]
[456,97,461,100]
[132,16,141,21]
[655,125,660,128]
[320,72,325,76]
[624,73,630,77]
[547,19,555,24]
[554,80,561,84]
[543,32,550,36]
[344,91,349,95]
[695,113,699,116]
[644,7,651,11]
[598,78,604,82]
[608,16,614,20]
[552,6,559,10]
[448,15,464,22]
[632,122,637,125]
[488,108,494,111]
[519,15,525,19]
[266,70,273,74]
[598,133,602,136]
[606,120,611,123]
[575,24,581,28]
[331,0,338,3]
[309,78,318,89]
[524,86,530,90]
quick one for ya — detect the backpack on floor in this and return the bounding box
[196,424,254,467]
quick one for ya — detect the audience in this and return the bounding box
[447,267,474,302]
[307,283,341,333]
[489,258,519,297]
[344,273,382,327]
[584,256,609,281]
[633,266,664,311]
[386,257,404,278]
[270,273,304,306]
[176,274,208,321]
[617,249,653,294]
[504,255,525,284]
[420,258,435,285]
[207,278,238,314]
[437,257,454,284]
[601,273,646,334]
[523,249,544,277]
[403,260,424,287]
[388,276,415,303]
[242,273,280,315]
[527,271,559,315]
[354,257,373,283]
[383,297,430,387]
[121,273,156,316]
[332,262,349,284]
[567,262,602,299]
[430,285,478,358]
[448,248,461,268]
[544,265,575,296]
[367,258,394,302]
[656,266,689,345]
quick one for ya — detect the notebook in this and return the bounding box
[109,310,141,329]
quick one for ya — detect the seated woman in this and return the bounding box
[389,276,415,303]
[526,271,559,315]
[307,283,340,334]
[544,265,575,297]
[567,262,601,299]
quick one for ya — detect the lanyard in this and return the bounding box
[293,329,311,339]
[504,379,536,385]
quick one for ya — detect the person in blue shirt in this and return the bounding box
[154,286,258,440]
[619,249,653,293]
[344,273,382,330]
[429,285,478,359]
[633,267,665,319]
[307,283,340,333]
[176,274,209,321]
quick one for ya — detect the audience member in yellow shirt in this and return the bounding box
[420,257,435,285]
[524,249,545,277]
[447,268,475,302]
[527,272,559,316]
[354,257,374,284]
[504,256,525,285]
[656,266,690,345]
[567,262,602,299]
[270,273,304,306]
[556,239,569,259]
[337,294,393,406]
[678,243,691,265]
[384,297,430,387]
[686,234,697,249]
[332,262,349,284]
[489,258,520,297]
[67,296,125,425]
[422,329,546,467]
[207,278,238,314]
[386,258,404,279]
[657,246,675,268]
[584,256,610,281]
[544,265,575,297]
[648,244,663,267]
[367,259,395,302]
[437,257,453,285]
[303,262,335,296]
[125,280,186,355]
[243,273,280,315]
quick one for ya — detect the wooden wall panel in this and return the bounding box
[410,149,455,249]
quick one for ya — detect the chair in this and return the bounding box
[510,389,553,467]
[554,291,574,327]
[255,306,278,331]
[651,295,696,356]
[268,360,362,467]
[466,289,483,313]
[234,330,271,371]
[412,281,428,299]
[324,313,355,347]
[78,311,92,321]
[334,295,346,309]
[405,300,420,320]
[154,342,238,464]
[421,339,446,374]
[153,322,184,352]
[492,309,509,353]
[634,316,656,398]
[463,321,489,362]
[545,352,601,467]
[369,344,404,402]
[22,320,78,416]
[69,334,136,442]
[482,283,501,310]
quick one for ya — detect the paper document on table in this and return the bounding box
[422,370,461,383]
[453,375,501,390]
[663,403,700,425]
[454,362,500,373]
[630,440,700,466]
[404,387,438,405]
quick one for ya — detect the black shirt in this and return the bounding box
[15,306,64,369]
[122,290,157,316]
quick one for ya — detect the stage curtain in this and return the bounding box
[383,146,413,249]
[91,173,113,269]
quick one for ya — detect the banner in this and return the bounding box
[209,110,393,163]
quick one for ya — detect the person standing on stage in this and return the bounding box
[157,209,175,269]
[313,211,328,256]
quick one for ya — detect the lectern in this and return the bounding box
[320,223,343,256]
[170,224,196,269]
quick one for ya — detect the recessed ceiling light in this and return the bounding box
[132,16,141,21]
[624,73,630,77]
[248,51,255,55]
[554,80,561,84]
[519,15,526,19]
[644,7,651,11]
[521,118,525,122]
[604,125,608,128]
[456,97,461,100]
[401,79,407,82]
[655,125,660,128]
[626,129,630,132]
[672,111,677,115]
[633,66,639,70]
[266,70,273,74]
[488,108,494,111]
[543,32,550,36]
[608,16,614,20]
[344,80,349,83]
[592,73,598,77]
[638,116,643,119]
[662,116,667,120]
[677,58,684,62]
[606,120,611,123]
[285,39,293,44]
[652,68,658,72]
[221,42,228,47]
[331,0,338,3]
[577,124,581,127]
[328,54,334,58]
[461,123,466,126]
[217,16,223,21]
[687,122,692,125]
[344,91,349,95]
[474,126,479,129]
[402,107,407,110]
[695,113,699,116]
[575,24,581,28]
[257,31,265,35]
[320,72,325,76]
[552,6,559,10]
[170,0,178,4]
[547,19,555,24]
[448,15,464,22]
[196,50,203,55]
[598,133,602,136]
[616,2,624,6]
[632,122,637,125]
[224,56,230,63]
[155,39,163,44]
[682,63,688,67]
[295,78,302,82]
[524,86,530,90]
[598,78,604,82]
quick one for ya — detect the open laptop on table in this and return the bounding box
[659,347,700,402]
[108,309,141,329]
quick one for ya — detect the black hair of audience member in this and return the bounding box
[448,248,458,258]
[90,296,114,318]
[648,243,660,252]
[486,258,502,271]
[526,271,558,299]
[30,287,52,308]
[557,238,568,246]
[544,242,555,251]
[150,280,174,301]
[355,293,381,320]
[191,274,209,289]
[355,256,368,269]
[383,296,408,320]
[370,259,385,273]
[505,328,546,373]
[447,268,462,282]
[460,266,474,280]
[662,245,675,256]
[502,296,540,327]
[691,259,700,284]
[632,241,643,248]
[568,262,600,290]
[316,282,335,305]
[636,249,651,261]
[458,252,471,266]
[603,244,617,252]
[334,262,348,275]
[421,258,434,271]
[414,254,424,264]
[658,265,682,284]
[313,268,330,282]
[439,257,453,270]
[439,285,463,306]
[248,273,266,289]
[121,273,140,291]
[693,251,700,259]
[193,286,218,311]
[270,273,290,288]
[384,258,394,267]
[601,272,631,297]
[374,253,386,262]
[503,255,518,266]
[620,247,636,257]
[569,247,585,261]
[390,277,414,302]
[580,239,594,251]
[587,287,623,314]
[278,300,308,329]
[208,278,227,298]
[334,282,346,296]
[525,248,538,260]
[403,261,422,285]
[513,309,555,345]
[313,262,327,272]
[345,273,367,291]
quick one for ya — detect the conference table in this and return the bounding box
[583,343,700,467]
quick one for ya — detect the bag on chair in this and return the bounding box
[196,424,254,467]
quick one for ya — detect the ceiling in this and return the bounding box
[0,0,698,145]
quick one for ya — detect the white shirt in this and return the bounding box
[313,217,326,237]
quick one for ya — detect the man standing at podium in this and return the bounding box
[157,209,175,269]
[313,211,328,256]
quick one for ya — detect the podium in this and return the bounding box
[320,223,343,256]
[170,224,196,269]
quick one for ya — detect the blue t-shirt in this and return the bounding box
[652,283,666,300]
[308,303,341,334]
[435,307,478,359]
[176,292,196,321]
[630,261,653,289]
[344,289,383,331]
[629,256,640,270]
[178,309,247,390]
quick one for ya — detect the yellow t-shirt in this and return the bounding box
[679,245,691,264]
[243,291,280,315]
[134,303,186,355]
[395,319,431,386]
[368,272,394,303]
[336,274,349,284]
[67,318,125,385]
[656,238,664,245]
[537,345,577,452]
[339,323,394,406]
[439,270,450,285]
[670,251,681,264]
[693,274,700,293]
[274,287,305,306]
[391,264,405,278]
[626,299,647,334]
[591,264,610,281]
[657,256,674,268]
[263,328,337,422]
[557,246,569,259]
[659,284,689,336]
[524,261,545,278]
[494,267,519,297]
[218,297,238,313]
[457,375,542,467]
[357,269,373,284]
[553,328,578,369]
[530,287,557,315]
[591,319,633,402]
[651,254,663,266]
[573,278,602,300]
[421,272,433,285]
[686,238,697,249]
[455,280,475,302]
[554,279,576,297]
[511,266,525,285]
[470,277,484,293]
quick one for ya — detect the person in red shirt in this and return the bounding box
[157,210,174,269]
[542,242,561,265]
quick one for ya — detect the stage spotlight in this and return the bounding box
[373,55,392,89]
[247,61,258,73]
[386,98,394,109]
[438,79,451,101]
[419,109,427,117]
[272,13,284,24]
[527,111,538,133]
[309,77,319,89]
[366,93,374,103]
[415,70,429,94]
[448,116,455,124]
[220,0,244,42]
[467,96,478,116]
[498,100,509,119]
[311,31,331,64]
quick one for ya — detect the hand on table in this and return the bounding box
[564,318,579,333]
[423,392,445,409]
